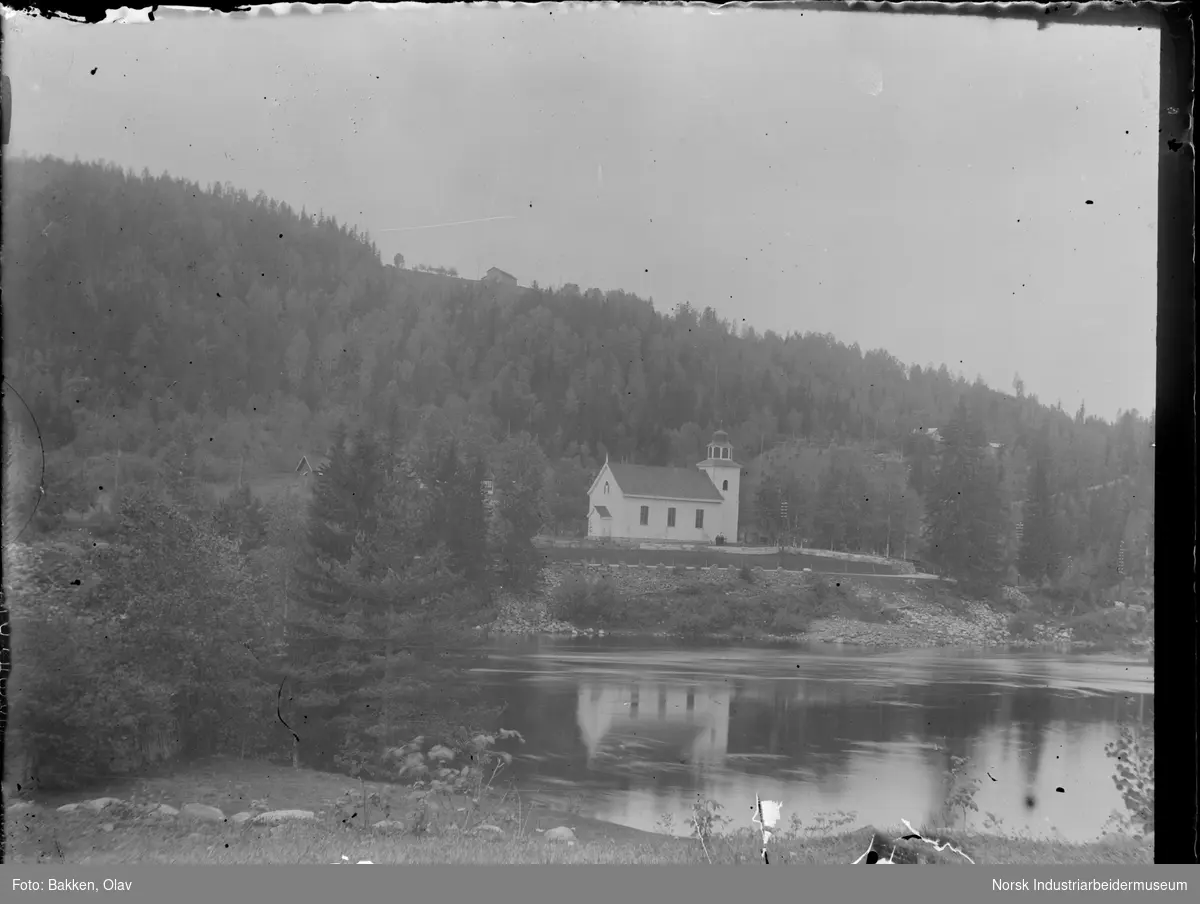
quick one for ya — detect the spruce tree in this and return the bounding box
[923,398,1007,590]
[287,424,388,768]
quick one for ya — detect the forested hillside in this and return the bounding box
[4,155,1153,590]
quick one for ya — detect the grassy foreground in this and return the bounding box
[5,811,1153,865]
[5,757,1152,865]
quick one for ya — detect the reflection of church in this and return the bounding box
[576,682,732,766]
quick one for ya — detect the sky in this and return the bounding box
[3,5,1160,422]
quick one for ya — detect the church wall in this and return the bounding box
[613,496,725,543]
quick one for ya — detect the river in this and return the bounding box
[474,637,1153,843]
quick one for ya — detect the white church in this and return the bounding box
[586,430,742,544]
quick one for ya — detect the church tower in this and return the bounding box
[696,430,741,542]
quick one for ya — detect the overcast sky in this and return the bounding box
[4,6,1159,421]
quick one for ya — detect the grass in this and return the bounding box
[5,757,1153,865]
[6,812,1153,865]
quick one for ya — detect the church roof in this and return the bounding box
[607,463,724,502]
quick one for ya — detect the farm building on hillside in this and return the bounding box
[295,455,330,478]
[587,430,742,543]
[482,266,517,287]
[912,426,1004,454]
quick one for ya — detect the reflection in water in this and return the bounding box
[577,681,731,767]
[481,640,1152,842]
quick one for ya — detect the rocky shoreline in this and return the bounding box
[490,565,1146,653]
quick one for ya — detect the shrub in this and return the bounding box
[739,563,756,583]
[807,579,844,618]
[941,755,981,830]
[8,494,277,788]
[669,610,718,639]
[546,572,627,627]
[771,610,812,635]
[1105,723,1154,836]
[1007,611,1039,640]
[1067,609,1139,644]
[872,605,903,624]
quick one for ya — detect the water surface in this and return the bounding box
[476,638,1153,842]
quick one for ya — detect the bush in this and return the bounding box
[1007,611,1039,640]
[8,494,278,789]
[866,605,902,625]
[1105,723,1154,836]
[771,609,812,635]
[739,563,756,583]
[669,610,719,639]
[807,579,844,619]
[1067,608,1140,644]
[546,572,627,627]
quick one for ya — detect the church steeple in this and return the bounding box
[705,430,734,463]
[696,429,742,544]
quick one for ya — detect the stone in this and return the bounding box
[182,802,225,822]
[475,823,505,836]
[544,825,577,844]
[83,797,122,812]
[154,804,180,817]
[8,800,35,813]
[372,819,406,832]
[100,822,115,833]
[230,811,254,824]
[56,803,80,813]
[252,809,316,825]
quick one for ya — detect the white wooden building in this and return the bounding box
[586,430,742,543]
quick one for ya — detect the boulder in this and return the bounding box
[56,803,80,813]
[153,804,180,817]
[252,809,316,825]
[182,803,225,822]
[83,797,123,812]
[8,800,35,813]
[230,811,254,824]
[371,819,406,832]
[544,825,577,844]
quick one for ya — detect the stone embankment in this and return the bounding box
[805,585,1070,650]
[490,563,1074,649]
